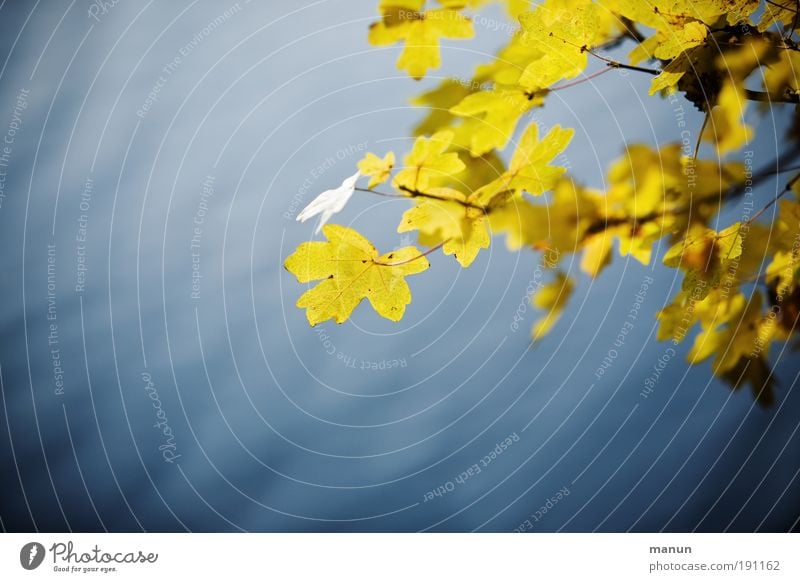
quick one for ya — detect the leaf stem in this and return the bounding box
[374,240,448,267]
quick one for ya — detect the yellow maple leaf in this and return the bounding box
[397,188,473,243]
[653,21,708,60]
[580,232,613,277]
[284,224,429,325]
[397,188,490,267]
[517,0,613,91]
[450,89,542,156]
[473,123,574,201]
[613,221,665,266]
[411,79,477,136]
[393,130,465,192]
[771,199,800,252]
[369,6,474,80]
[664,223,744,298]
[688,292,772,374]
[611,0,758,30]
[763,50,800,97]
[649,52,692,95]
[476,32,544,86]
[358,152,396,188]
[702,82,752,155]
[532,271,573,340]
[766,251,800,298]
[700,41,769,155]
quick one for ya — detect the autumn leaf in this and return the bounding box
[663,223,744,298]
[702,82,752,155]
[397,187,490,267]
[369,4,474,80]
[517,0,615,91]
[358,152,396,188]
[284,224,429,325]
[450,88,542,156]
[411,79,477,136]
[532,271,573,340]
[393,130,465,191]
[688,292,773,374]
[473,123,574,201]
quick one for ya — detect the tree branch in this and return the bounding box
[744,88,800,104]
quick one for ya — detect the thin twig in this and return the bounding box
[354,186,406,198]
[583,47,661,75]
[744,172,800,225]
[397,185,487,212]
[694,113,709,161]
[745,88,800,104]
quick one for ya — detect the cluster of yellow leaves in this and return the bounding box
[395,123,573,266]
[607,0,760,96]
[284,0,800,403]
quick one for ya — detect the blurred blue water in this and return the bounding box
[0,0,798,532]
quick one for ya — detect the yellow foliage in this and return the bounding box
[284,224,429,325]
